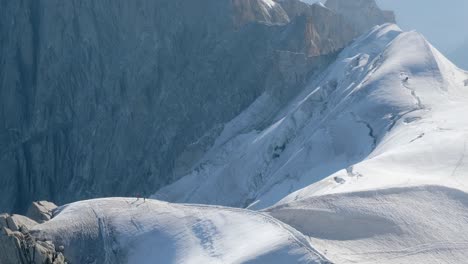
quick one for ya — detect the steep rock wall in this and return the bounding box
[0,0,357,212]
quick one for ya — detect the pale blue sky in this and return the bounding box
[304,0,468,66]
[377,0,468,55]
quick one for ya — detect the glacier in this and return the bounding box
[2,0,468,263]
[4,22,467,264]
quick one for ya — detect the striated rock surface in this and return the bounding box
[0,0,390,213]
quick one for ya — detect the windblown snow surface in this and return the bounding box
[153,23,468,263]
[32,198,328,264]
[28,23,468,263]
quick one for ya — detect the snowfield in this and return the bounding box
[155,23,468,209]
[267,185,468,264]
[31,198,329,264]
[151,23,468,263]
[24,23,468,264]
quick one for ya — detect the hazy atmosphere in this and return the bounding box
[378,0,468,69]
[307,0,468,69]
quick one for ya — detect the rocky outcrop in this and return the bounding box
[0,211,65,264]
[27,201,57,223]
[231,0,290,27]
[279,3,357,56]
[6,214,38,231]
[325,0,396,34]
[0,0,389,213]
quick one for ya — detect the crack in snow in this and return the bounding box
[409,133,425,143]
[402,80,424,110]
[350,112,377,149]
[386,74,427,133]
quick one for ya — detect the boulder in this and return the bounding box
[27,201,58,223]
[14,214,39,230]
[6,214,39,231]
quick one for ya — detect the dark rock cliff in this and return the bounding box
[0,0,385,212]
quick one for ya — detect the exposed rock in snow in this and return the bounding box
[0,212,65,264]
[27,201,57,223]
[6,214,38,231]
[1,213,38,232]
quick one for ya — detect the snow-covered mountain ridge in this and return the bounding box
[151,22,468,263]
[155,23,468,210]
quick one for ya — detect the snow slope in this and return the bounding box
[156,23,468,210]
[153,23,468,263]
[260,24,468,264]
[267,186,468,264]
[31,198,329,264]
[277,26,468,201]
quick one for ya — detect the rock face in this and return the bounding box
[0,0,349,213]
[325,0,395,34]
[0,210,66,264]
[0,0,389,213]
